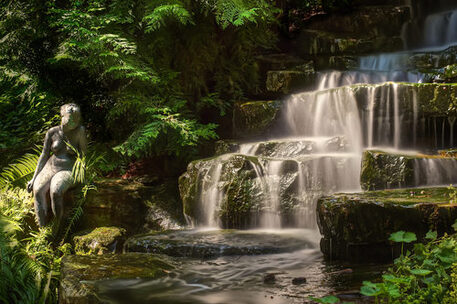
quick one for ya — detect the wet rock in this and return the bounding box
[256,54,307,72]
[73,226,126,255]
[317,187,457,261]
[233,100,281,139]
[215,140,240,155]
[179,154,302,228]
[215,137,347,158]
[291,277,307,285]
[409,46,457,70]
[263,273,276,284]
[234,83,457,144]
[124,230,309,258]
[295,29,404,56]
[306,5,410,37]
[79,178,184,234]
[361,150,457,191]
[266,70,315,95]
[59,253,173,304]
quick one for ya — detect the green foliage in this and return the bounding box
[0,146,101,303]
[360,226,457,303]
[309,295,353,303]
[0,148,40,188]
[389,231,417,243]
[0,188,58,304]
[114,106,218,157]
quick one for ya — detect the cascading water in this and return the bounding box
[187,2,457,231]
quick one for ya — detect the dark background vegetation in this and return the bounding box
[0,0,355,178]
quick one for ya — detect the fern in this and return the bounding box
[144,3,194,32]
[114,106,218,157]
[0,148,40,189]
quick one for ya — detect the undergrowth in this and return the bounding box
[0,146,102,303]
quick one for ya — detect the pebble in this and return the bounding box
[291,277,307,285]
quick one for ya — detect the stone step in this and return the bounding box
[304,5,410,38]
[361,149,457,191]
[215,136,348,157]
[124,229,311,258]
[233,83,457,144]
[317,187,457,261]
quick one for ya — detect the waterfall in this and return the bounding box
[186,3,457,230]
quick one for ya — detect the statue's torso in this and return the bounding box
[48,126,82,172]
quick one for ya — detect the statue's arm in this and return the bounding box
[27,130,52,192]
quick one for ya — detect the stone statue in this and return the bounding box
[27,104,87,227]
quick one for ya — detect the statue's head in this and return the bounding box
[60,103,81,130]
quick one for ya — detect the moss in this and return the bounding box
[317,187,457,260]
[233,100,281,139]
[265,70,315,94]
[361,150,456,191]
[59,253,174,304]
[73,226,126,255]
[179,154,301,228]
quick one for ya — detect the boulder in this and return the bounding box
[78,178,184,234]
[317,187,457,261]
[361,150,457,191]
[305,5,410,38]
[295,29,403,57]
[59,253,173,304]
[233,100,281,139]
[73,227,126,255]
[124,229,309,258]
[266,70,315,95]
[179,154,301,228]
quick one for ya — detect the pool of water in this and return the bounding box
[93,229,386,304]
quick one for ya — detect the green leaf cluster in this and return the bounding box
[360,227,457,303]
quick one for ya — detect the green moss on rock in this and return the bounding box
[233,100,281,139]
[317,187,457,261]
[361,150,457,191]
[59,253,174,304]
[73,227,126,255]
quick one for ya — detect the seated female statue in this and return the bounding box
[27,103,87,227]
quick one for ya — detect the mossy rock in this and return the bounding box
[124,229,309,258]
[78,178,184,234]
[179,154,301,228]
[266,70,315,95]
[317,187,457,261]
[295,29,403,56]
[361,150,457,191]
[233,100,281,139]
[73,227,126,255]
[305,5,410,38]
[59,253,174,304]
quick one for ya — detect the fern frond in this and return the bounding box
[144,4,193,32]
[0,148,40,189]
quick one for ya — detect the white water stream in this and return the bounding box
[190,2,457,230]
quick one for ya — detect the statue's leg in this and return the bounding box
[32,162,54,227]
[50,170,73,224]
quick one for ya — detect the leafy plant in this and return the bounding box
[0,148,40,189]
[361,226,457,303]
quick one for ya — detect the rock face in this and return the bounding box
[317,187,457,261]
[295,5,410,57]
[179,153,305,228]
[78,178,184,234]
[124,229,309,258]
[59,253,173,304]
[232,83,457,145]
[73,227,126,255]
[266,69,315,95]
[360,150,457,191]
[232,100,281,139]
